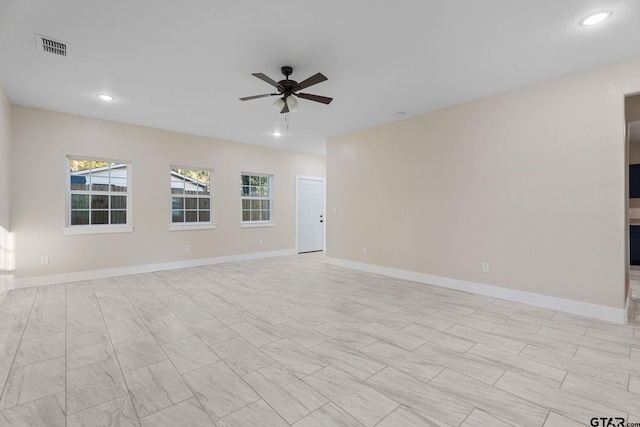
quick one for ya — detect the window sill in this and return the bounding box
[169,223,216,231]
[240,222,275,228]
[64,225,134,235]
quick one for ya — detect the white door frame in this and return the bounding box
[295,175,326,253]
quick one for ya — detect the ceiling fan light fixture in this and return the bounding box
[580,10,612,26]
[273,97,285,111]
[286,95,298,112]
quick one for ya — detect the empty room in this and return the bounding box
[1,1,639,426]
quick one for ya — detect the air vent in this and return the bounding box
[35,34,68,56]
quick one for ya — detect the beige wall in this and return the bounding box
[0,85,11,299]
[327,57,640,310]
[10,106,325,281]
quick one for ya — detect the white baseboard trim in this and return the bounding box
[11,249,297,289]
[325,257,628,324]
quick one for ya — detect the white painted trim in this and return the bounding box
[11,249,296,289]
[64,225,134,235]
[240,222,275,228]
[325,257,628,324]
[295,175,326,254]
[168,223,216,231]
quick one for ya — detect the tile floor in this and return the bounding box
[0,253,638,426]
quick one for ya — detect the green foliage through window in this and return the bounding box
[241,174,271,222]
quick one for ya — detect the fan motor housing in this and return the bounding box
[278,80,298,94]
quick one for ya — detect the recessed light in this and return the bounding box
[580,11,612,26]
[97,94,115,102]
[272,131,282,137]
[393,111,406,118]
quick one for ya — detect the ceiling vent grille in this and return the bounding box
[35,34,68,56]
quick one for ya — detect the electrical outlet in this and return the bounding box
[363,247,368,255]
[482,262,490,273]
[258,239,263,245]
[184,244,190,253]
[40,256,49,265]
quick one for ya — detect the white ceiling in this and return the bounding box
[1,0,639,156]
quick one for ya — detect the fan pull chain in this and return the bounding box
[285,112,290,130]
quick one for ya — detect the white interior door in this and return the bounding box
[298,177,324,253]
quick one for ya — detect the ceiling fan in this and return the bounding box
[240,66,333,114]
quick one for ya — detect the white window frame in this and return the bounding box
[169,166,215,231]
[65,156,133,235]
[240,173,275,228]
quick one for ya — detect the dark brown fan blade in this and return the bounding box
[252,73,279,88]
[297,93,333,104]
[297,73,327,90]
[239,93,279,101]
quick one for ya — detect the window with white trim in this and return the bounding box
[68,158,129,226]
[171,168,212,224]
[241,174,272,222]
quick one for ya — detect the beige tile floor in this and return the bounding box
[0,253,638,426]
